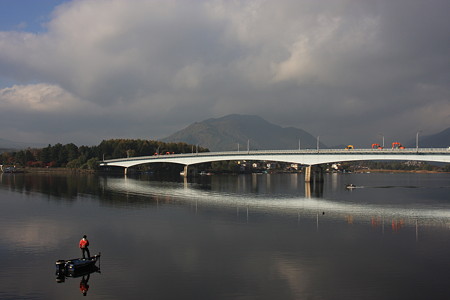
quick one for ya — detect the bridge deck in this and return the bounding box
[100,148,450,169]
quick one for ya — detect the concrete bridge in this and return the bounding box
[99,148,450,181]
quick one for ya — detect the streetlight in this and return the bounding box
[298,139,301,150]
[317,136,320,152]
[378,133,385,148]
[416,130,421,151]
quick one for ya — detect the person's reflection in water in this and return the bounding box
[79,273,90,296]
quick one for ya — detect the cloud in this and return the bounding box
[0,0,448,146]
[0,83,92,113]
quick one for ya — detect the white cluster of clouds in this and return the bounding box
[0,84,88,112]
[0,0,449,146]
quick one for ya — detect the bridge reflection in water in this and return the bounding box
[102,174,450,237]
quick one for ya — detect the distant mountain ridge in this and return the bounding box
[162,114,326,151]
[408,127,450,148]
[0,138,44,150]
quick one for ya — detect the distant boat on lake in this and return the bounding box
[0,165,23,173]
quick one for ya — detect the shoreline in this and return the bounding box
[353,169,449,174]
[4,167,448,175]
[20,167,96,174]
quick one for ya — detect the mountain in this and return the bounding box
[162,114,326,151]
[0,138,44,151]
[409,127,450,148]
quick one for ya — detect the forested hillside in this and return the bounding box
[162,114,326,151]
[0,139,208,170]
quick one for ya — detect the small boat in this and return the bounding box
[345,184,357,189]
[56,253,101,276]
[56,263,100,283]
[0,165,24,173]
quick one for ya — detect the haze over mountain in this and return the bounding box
[162,114,326,151]
[0,138,44,151]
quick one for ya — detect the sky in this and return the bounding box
[0,0,449,148]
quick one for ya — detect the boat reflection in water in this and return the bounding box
[55,254,101,296]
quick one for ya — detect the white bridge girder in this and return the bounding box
[100,148,450,169]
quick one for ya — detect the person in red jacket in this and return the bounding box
[79,235,91,259]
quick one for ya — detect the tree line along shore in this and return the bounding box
[0,139,208,171]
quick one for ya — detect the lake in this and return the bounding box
[1,172,450,299]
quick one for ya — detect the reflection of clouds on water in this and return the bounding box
[1,218,70,252]
[103,177,450,226]
[275,257,309,296]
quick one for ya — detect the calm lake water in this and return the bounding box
[1,172,450,299]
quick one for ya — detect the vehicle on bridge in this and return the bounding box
[392,142,405,149]
[345,145,354,150]
[372,143,383,149]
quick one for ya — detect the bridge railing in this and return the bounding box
[102,148,450,163]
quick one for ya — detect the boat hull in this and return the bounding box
[56,253,101,277]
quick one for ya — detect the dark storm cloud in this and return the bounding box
[0,0,448,146]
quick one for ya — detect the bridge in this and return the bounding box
[99,148,450,181]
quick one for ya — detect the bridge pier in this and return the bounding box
[182,165,189,177]
[124,167,136,175]
[181,165,198,177]
[304,165,324,183]
[305,166,311,182]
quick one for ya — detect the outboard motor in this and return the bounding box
[55,260,67,283]
[55,260,66,275]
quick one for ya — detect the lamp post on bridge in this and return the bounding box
[378,133,385,148]
[416,130,421,151]
[316,136,320,152]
